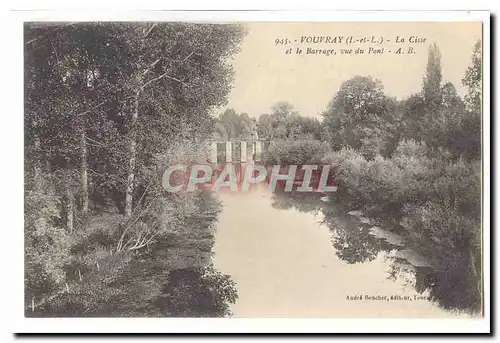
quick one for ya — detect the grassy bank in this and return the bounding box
[263,137,481,313]
[25,188,238,317]
[324,141,481,313]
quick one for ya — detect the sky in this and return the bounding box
[224,22,482,118]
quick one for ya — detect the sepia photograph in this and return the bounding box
[17,10,490,333]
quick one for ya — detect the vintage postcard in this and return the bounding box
[15,10,490,333]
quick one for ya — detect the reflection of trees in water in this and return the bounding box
[329,221,382,264]
[156,265,238,317]
[386,257,436,291]
[27,262,238,317]
[271,189,327,214]
[427,253,480,314]
[272,190,386,264]
[431,260,481,313]
[27,188,237,318]
[386,254,480,314]
[270,191,481,314]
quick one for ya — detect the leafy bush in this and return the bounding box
[324,140,479,217]
[323,139,481,312]
[263,139,330,166]
[26,139,227,317]
[25,173,72,304]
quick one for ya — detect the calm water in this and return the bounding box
[213,185,468,318]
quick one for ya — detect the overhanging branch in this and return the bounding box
[138,72,188,92]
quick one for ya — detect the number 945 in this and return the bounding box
[274,38,291,45]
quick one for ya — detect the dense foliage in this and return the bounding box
[213,109,257,141]
[25,22,244,316]
[263,139,330,166]
[25,22,482,316]
[257,102,322,140]
[256,41,482,313]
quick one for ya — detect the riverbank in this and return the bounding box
[322,145,482,315]
[260,138,481,315]
[213,185,467,317]
[26,189,238,317]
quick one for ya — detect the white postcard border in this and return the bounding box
[5,9,491,334]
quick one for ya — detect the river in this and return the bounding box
[213,184,467,318]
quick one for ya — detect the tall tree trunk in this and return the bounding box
[124,92,140,217]
[81,131,89,214]
[66,185,74,232]
[33,134,42,192]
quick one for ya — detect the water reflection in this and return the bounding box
[156,266,238,317]
[215,186,463,317]
[270,189,480,315]
[272,190,391,264]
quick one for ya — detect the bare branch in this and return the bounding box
[144,23,157,38]
[141,58,162,77]
[46,35,60,64]
[84,135,106,147]
[139,72,188,92]
[88,169,129,184]
[24,23,77,46]
[75,102,106,117]
[25,36,42,45]
[183,51,195,62]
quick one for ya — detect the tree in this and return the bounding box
[398,42,479,159]
[270,102,297,138]
[256,113,274,140]
[214,109,255,141]
[462,40,482,114]
[255,102,311,140]
[25,23,128,222]
[270,101,297,120]
[285,115,322,140]
[423,43,443,112]
[458,40,482,160]
[238,113,256,140]
[322,76,395,156]
[24,22,246,315]
[418,42,480,159]
[397,45,445,142]
[25,21,245,219]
